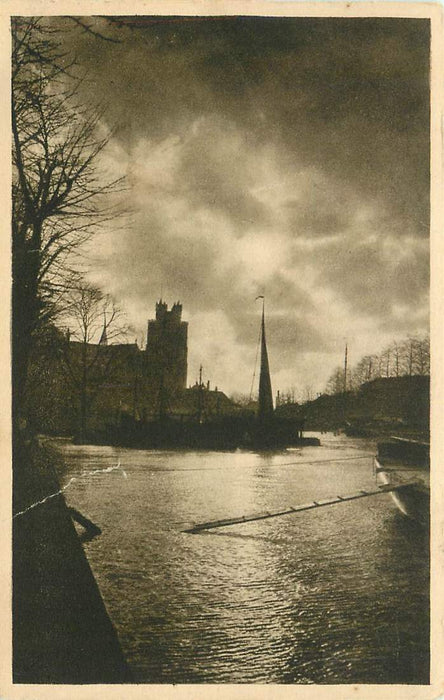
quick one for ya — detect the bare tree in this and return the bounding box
[406,334,430,376]
[58,283,129,441]
[348,355,374,388]
[275,386,298,405]
[390,341,401,377]
[325,367,344,395]
[12,17,123,421]
[415,334,430,375]
[379,346,391,377]
[343,334,430,394]
[407,336,415,376]
[392,336,416,377]
[303,384,314,403]
[230,392,257,408]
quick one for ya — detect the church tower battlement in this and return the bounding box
[155,300,168,320]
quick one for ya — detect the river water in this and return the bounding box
[56,433,429,684]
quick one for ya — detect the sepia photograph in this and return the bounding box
[7,4,441,693]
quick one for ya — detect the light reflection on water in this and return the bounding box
[56,433,429,684]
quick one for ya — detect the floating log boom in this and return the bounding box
[183,482,421,533]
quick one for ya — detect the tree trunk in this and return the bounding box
[79,343,88,442]
[12,224,42,430]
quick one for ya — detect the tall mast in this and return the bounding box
[257,297,274,420]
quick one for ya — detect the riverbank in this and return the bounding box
[277,375,429,439]
[13,435,132,683]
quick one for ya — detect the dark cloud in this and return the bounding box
[230,309,328,367]
[317,235,429,324]
[379,307,429,334]
[65,16,429,235]
[57,15,429,393]
[228,273,321,349]
[264,314,328,354]
[261,272,316,312]
[283,179,353,238]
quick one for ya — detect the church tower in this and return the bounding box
[145,300,188,411]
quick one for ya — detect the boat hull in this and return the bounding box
[376,464,429,527]
[375,438,429,528]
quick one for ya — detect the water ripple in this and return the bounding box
[58,434,429,684]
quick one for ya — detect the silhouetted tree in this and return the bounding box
[325,367,344,396]
[415,334,430,375]
[58,283,128,441]
[12,17,123,423]
[326,333,430,394]
[303,384,314,403]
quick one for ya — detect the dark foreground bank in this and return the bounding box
[13,435,132,683]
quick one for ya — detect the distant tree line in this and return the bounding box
[324,334,430,396]
[280,385,315,404]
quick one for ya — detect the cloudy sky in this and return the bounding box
[61,15,429,397]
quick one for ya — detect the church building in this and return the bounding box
[25,299,235,438]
